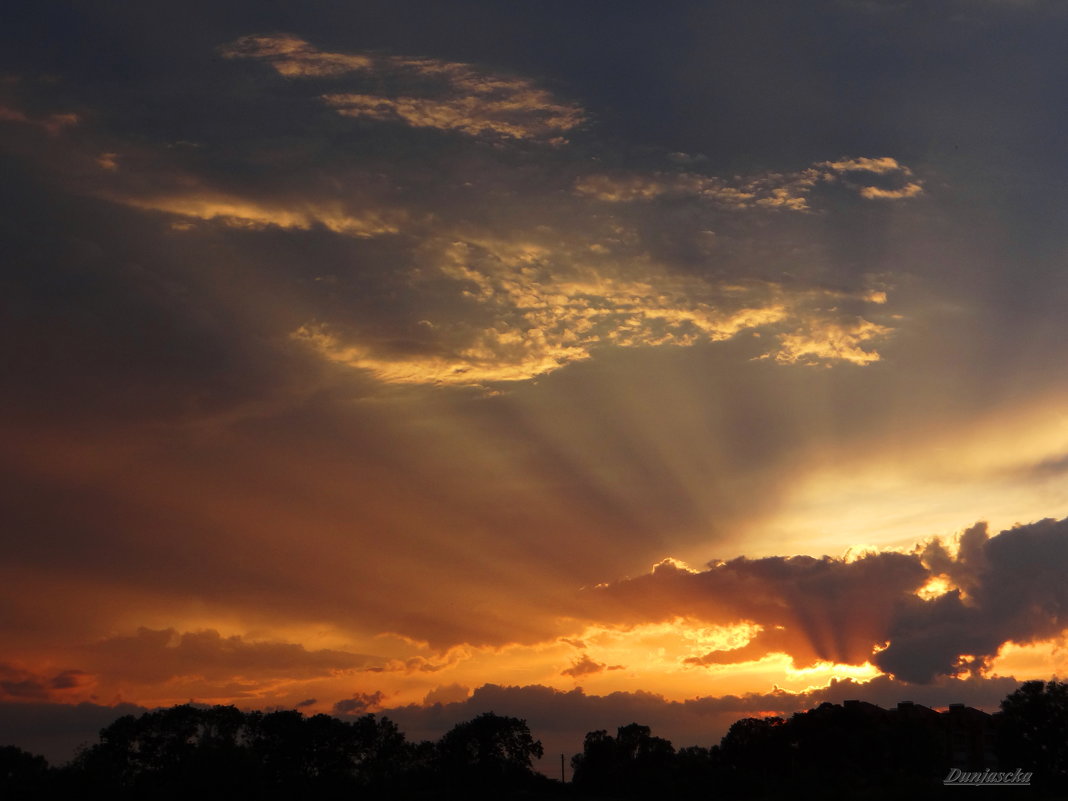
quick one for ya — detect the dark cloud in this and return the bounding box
[0,700,148,765]
[84,628,382,684]
[380,675,1021,766]
[0,664,91,702]
[333,691,386,717]
[876,519,1068,681]
[0,674,1022,768]
[578,551,926,668]
[579,518,1068,683]
[561,654,620,679]
[423,683,471,705]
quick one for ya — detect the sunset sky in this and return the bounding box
[4,0,1068,767]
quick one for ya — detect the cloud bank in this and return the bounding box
[576,518,1068,683]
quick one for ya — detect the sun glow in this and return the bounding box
[915,574,954,600]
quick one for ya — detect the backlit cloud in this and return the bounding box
[576,518,1068,684]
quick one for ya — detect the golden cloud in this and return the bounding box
[293,233,892,385]
[222,34,584,143]
[120,191,404,237]
[763,316,893,366]
[220,33,374,77]
[576,155,922,208]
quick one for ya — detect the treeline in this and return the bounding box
[3,680,1068,800]
[1,707,550,800]
[570,680,1067,799]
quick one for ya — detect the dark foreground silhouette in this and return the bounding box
[4,680,1068,799]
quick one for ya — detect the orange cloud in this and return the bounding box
[119,191,404,237]
[572,519,1068,685]
[561,654,625,679]
[83,627,383,684]
[0,664,94,702]
[0,103,79,135]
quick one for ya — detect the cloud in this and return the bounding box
[578,552,926,669]
[222,34,584,143]
[119,191,404,237]
[0,701,149,765]
[0,664,93,702]
[575,155,922,209]
[294,235,893,386]
[219,33,374,77]
[0,103,79,136]
[574,518,1068,683]
[561,654,625,678]
[762,316,893,366]
[84,628,383,685]
[857,183,924,199]
[333,690,386,716]
[574,168,821,210]
[379,675,1021,764]
[875,519,1068,682]
[423,683,471,705]
[4,39,903,395]
[818,156,924,200]
[0,673,1022,768]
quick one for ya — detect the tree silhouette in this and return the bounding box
[436,711,544,798]
[7,684,1065,799]
[0,745,51,800]
[570,722,675,797]
[997,679,1068,793]
[719,715,787,798]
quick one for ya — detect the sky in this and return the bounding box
[4,0,1068,768]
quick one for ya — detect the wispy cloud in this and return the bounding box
[3,37,905,391]
[764,316,894,366]
[576,156,922,209]
[121,191,405,236]
[0,103,79,136]
[293,234,892,386]
[220,33,375,77]
[222,34,585,143]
